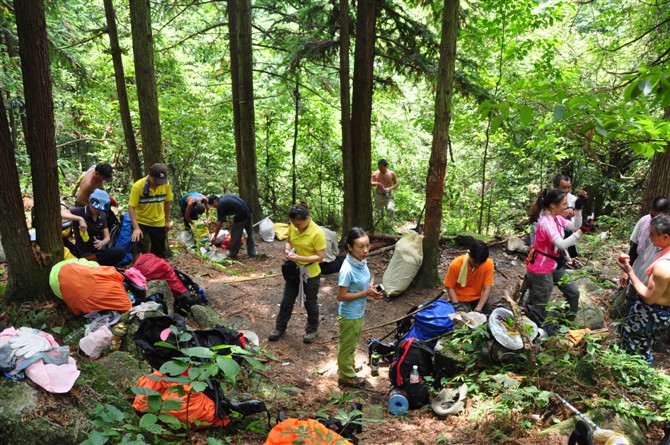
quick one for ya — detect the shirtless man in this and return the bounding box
[616,213,670,364]
[370,159,399,220]
[75,163,113,207]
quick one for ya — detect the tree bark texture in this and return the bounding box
[416,0,459,288]
[340,0,355,238]
[229,0,262,218]
[349,0,376,231]
[13,0,63,299]
[104,0,143,180]
[640,107,670,216]
[129,0,163,168]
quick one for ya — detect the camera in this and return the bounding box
[375,283,385,292]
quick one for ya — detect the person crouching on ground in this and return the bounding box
[268,204,326,344]
[61,189,126,266]
[337,227,383,388]
[443,241,494,314]
[616,214,670,364]
[526,188,583,329]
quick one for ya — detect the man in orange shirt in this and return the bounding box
[443,241,494,314]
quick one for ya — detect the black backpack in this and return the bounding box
[132,315,247,371]
[389,337,434,409]
[132,315,269,426]
[174,268,209,305]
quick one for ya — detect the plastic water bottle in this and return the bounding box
[109,323,126,352]
[388,387,409,415]
[370,352,380,377]
[127,291,135,304]
[409,365,420,384]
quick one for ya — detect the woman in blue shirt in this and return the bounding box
[337,227,383,388]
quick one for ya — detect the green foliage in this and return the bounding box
[83,326,269,444]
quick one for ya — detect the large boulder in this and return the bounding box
[146,279,174,313]
[506,237,529,255]
[574,304,605,329]
[190,304,222,329]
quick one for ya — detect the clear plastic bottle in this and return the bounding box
[409,365,420,384]
[109,323,126,352]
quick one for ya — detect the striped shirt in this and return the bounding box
[129,177,173,227]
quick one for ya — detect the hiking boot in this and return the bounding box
[303,331,318,344]
[268,328,284,342]
[338,376,367,388]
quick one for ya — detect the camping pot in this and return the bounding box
[388,387,409,415]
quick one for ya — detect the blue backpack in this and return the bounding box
[405,299,455,346]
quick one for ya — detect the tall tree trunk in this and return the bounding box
[291,72,300,205]
[640,107,670,215]
[11,0,62,300]
[340,0,354,237]
[349,0,376,231]
[416,0,459,288]
[227,0,243,187]
[229,0,262,218]
[129,0,163,168]
[104,0,143,180]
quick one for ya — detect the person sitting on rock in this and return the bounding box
[60,189,126,266]
[443,241,494,314]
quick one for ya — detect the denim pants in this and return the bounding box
[274,275,321,333]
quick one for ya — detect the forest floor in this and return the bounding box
[166,228,670,445]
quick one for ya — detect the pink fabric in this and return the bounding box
[0,327,80,393]
[124,267,148,290]
[160,328,172,341]
[79,325,113,359]
[645,246,670,277]
[528,211,568,274]
[133,254,188,298]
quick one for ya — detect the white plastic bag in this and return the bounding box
[258,217,275,242]
[382,231,424,297]
[488,307,538,351]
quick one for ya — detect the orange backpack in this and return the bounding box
[263,418,352,445]
[133,371,229,428]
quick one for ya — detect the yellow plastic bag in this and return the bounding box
[273,222,289,240]
[190,221,210,240]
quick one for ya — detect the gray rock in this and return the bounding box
[0,234,5,263]
[574,304,605,329]
[190,304,222,329]
[433,336,469,379]
[146,280,174,313]
[574,277,603,301]
[506,237,529,255]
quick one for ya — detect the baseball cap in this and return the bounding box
[149,163,168,185]
[95,163,113,181]
[90,189,111,211]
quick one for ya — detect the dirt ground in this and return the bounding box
[167,230,670,445]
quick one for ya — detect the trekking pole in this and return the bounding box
[362,290,445,333]
[554,393,600,431]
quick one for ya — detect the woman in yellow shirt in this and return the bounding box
[269,204,326,344]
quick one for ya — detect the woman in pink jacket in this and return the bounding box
[526,188,583,327]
